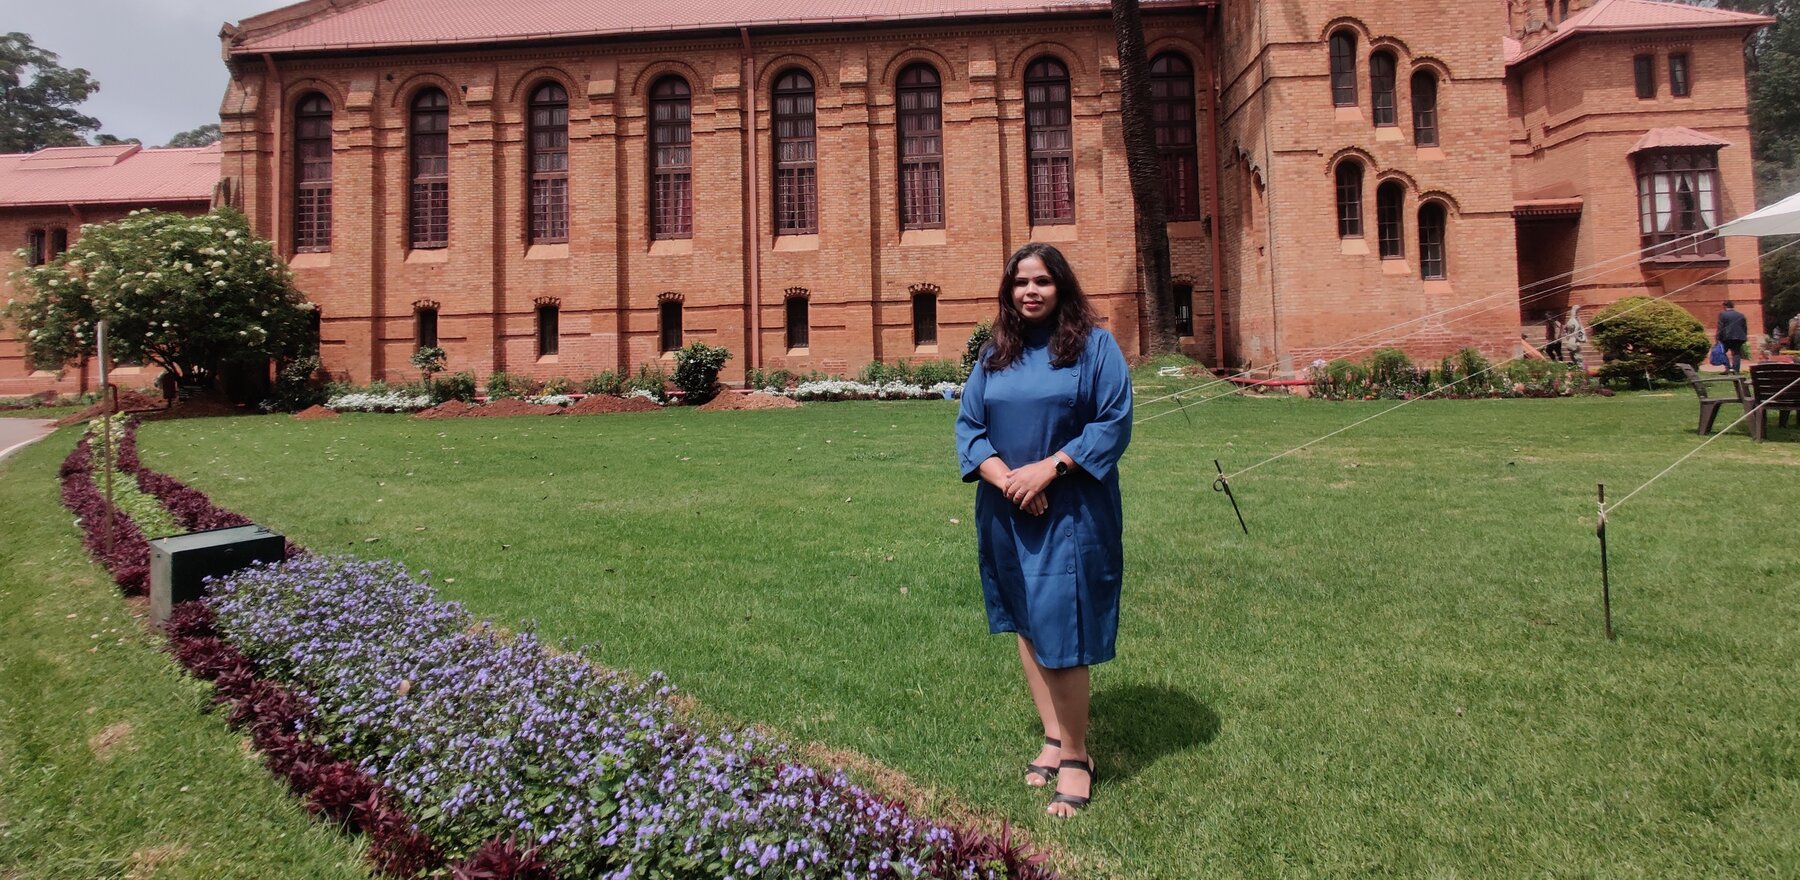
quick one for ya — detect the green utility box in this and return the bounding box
[149,524,286,626]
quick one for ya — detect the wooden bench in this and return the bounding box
[1677,363,1748,435]
[1748,363,1800,442]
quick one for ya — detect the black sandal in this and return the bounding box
[1047,757,1096,815]
[1023,737,1061,787]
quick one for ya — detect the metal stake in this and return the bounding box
[1597,483,1613,641]
[1213,459,1248,535]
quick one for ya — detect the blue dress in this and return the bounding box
[955,326,1133,669]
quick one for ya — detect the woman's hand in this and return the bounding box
[979,456,1050,516]
[1003,457,1062,509]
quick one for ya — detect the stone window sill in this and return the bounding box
[774,234,819,252]
[901,229,946,246]
[1031,224,1078,243]
[406,248,449,264]
[290,252,331,269]
[527,243,569,260]
[650,239,693,256]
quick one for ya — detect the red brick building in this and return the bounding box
[0,144,221,396]
[0,0,1774,392]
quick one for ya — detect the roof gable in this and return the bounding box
[0,144,220,209]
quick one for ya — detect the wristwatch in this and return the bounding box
[1054,459,1070,478]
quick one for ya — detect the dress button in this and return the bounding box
[1064,528,1073,537]
[1067,564,1076,573]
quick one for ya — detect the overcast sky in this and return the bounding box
[14,0,285,146]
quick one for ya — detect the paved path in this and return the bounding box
[0,419,58,465]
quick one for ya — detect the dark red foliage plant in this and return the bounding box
[306,760,381,828]
[451,837,557,880]
[366,804,444,879]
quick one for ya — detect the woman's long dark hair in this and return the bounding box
[983,243,1099,371]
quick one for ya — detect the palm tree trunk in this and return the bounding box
[1111,0,1179,356]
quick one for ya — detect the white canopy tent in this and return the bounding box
[1716,190,1800,237]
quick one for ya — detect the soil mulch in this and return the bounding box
[467,398,563,418]
[563,395,661,416]
[293,405,339,419]
[697,391,801,412]
[54,391,171,427]
[413,400,476,420]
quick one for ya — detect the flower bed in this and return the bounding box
[785,380,961,402]
[57,417,1057,880]
[325,390,432,413]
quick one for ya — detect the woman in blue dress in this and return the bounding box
[955,243,1132,817]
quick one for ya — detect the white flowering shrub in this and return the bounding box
[326,391,431,413]
[3,208,316,387]
[529,394,576,407]
[787,380,961,401]
[624,388,665,406]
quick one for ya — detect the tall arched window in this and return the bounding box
[650,76,693,240]
[409,88,450,249]
[1151,53,1201,221]
[1370,51,1397,126]
[1419,201,1448,279]
[1025,57,1074,225]
[1411,70,1439,147]
[1376,181,1405,259]
[898,64,944,230]
[294,92,332,252]
[1329,31,1358,107]
[529,82,569,244]
[773,69,818,235]
[1335,160,1364,238]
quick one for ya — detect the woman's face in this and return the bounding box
[1011,255,1059,324]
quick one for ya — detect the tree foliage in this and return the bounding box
[165,123,220,148]
[0,32,100,152]
[3,208,317,386]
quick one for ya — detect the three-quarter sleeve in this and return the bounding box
[955,361,998,482]
[1060,331,1133,481]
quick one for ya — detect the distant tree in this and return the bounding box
[90,133,139,146]
[4,208,317,387]
[0,32,101,152]
[164,123,220,148]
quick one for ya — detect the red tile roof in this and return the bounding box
[1630,126,1732,153]
[229,0,1203,55]
[1508,0,1774,66]
[0,144,220,208]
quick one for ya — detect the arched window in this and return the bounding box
[1419,201,1448,279]
[650,76,693,240]
[1329,31,1358,107]
[773,69,818,235]
[1024,57,1074,224]
[409,88,450,249]
[1370,51,1397,126]
[529,82,569,244]
[785,294,810,349]
[1411,70,1439,147]
[1376,181,1405,259]
[1151,53,1201,221]
[1335,160,1364,238]
[294,92,332,252]
[898,64,944,230]
[24,229,46,266]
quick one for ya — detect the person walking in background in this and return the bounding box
[955,242,1132,818]
[1563,306,1587,367]
[1542,312,1563,362]
[1716,300,1749,374]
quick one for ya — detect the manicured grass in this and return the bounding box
[138,390,1800,879]
[0,430,369,879]
[0,406,81,420]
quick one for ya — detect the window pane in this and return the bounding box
[416,309,438,349]
[1330,32,1358,106]
[1634,56,1656,99]
[774,70,819,234]
[529,82,569,243]
[1411,71,1439,147]
[1151,53,1201,220]
[1025,59,1075,224]
[1336,161,1364,238]
[1419,203,1447,279]
[410,89,450,248]
[537,306,559,357]
[786,298,809,349]
[651,78,694,239]
[913,294,938,346]
[898,64,945,229]
[660,301,682,351]
[1670,54,1691,98]
[1370,53,1397,126]
[295,93,333,251]
[1377,182,1405,258]
[1174,284,1193,336]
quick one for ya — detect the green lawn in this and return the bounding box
[0,431,369,879]
[130,388,1800,879]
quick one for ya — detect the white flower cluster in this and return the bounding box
[529,394,576,406]
[625,388,665,405]
[325,390,431,413]
[785,380,962,401]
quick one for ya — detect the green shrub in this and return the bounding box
[485,371,533,400]
[1367,348,1414,385]
[431,371,477,403]
[912,359,965,385]
[264,355,328,412]
[962,320,993,374]
[745,368,795,391]
[410,346,447,383]
[672,342,731,404]
[1590,296,1708,388]
[541,376,572,396]
[858,360,914,385]
[630,362,671,402]
[581,370,627,396]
